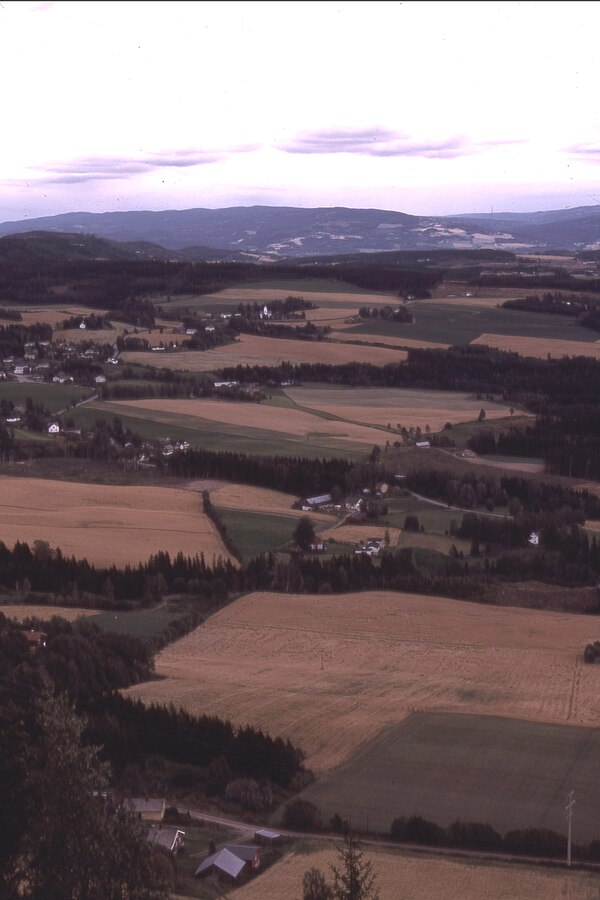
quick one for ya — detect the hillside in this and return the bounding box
[1,204,600,256]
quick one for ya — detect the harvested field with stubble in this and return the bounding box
[0,476,234,567]
[233,844,600,900]
[284,385,520,431]
[472,333,600,359]
[125,590,600,774]
[120,333,406,372]
[195,482,335,525]
[109,397,391,448]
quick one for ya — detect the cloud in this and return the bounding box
[281,129,523,159]
[26,145,260,185]
[566,142,600,161]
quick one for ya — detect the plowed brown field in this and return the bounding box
[126,590,600,772]
[0,476,233,567]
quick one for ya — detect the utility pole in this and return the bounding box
[566,790,575,867]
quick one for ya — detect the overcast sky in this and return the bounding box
[1,0,599,223]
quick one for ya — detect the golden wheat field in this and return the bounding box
[233,844,600,900]
[196,482,335,524]
[0,476,233,567]
[471,333,600,359]
[113,397,392,447]
[284,385,519,431]
[126,590,600,773]
[0,605,98,622]
[120,333,406,372]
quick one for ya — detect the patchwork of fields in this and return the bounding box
[0,476,233,567]
[125,590,600,774]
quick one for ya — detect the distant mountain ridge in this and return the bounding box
[1,204,600,257]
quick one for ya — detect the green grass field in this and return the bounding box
[0,382,94,411]
[214,509,299,562]
[381,496,466,535]
[89,598,201,640]
[298,711,600,841]
[347,302,598,345]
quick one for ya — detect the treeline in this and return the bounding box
[202,490,242,562]
[476,270,600,293]
[166,447,355,497]
[216,345,600,406]
[359,304,412,322]
[0,541,241,605]
[405,468,600,518]
[60,313,112,330]
[0,613,154,705]
[390,814,600,862]
[91,695,305,789]
[468,406,600,480]
[230,317,329,341]
[0,322,53,357]
[0,613,308,796]
[503,292,600,333]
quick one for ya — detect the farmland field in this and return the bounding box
[299,712,600,839]
[214,509,300,561]
[283,385,521,432]
[0,381,94,410]
[68,399,367,460]
[233,842,600,900]
[322,523,401,547]
[120,333,406,372]
[81,396,392,453]
[158,280,395,314]
[125,590,600,774]
[204,482,335,524]
[328,329,450,349]
[0,476,233,567]
[471,333,600,359]
[343,301,598,346]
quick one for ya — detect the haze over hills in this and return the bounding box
[1,204,600,258]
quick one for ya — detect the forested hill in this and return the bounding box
[2,203,600,255]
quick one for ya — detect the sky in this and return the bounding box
[1,0,600,223]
